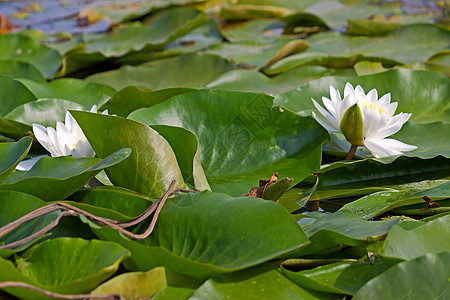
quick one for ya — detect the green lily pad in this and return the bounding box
[265,24,450,74]
[281,255,402,295]
[62,7,208,75]
[340,181,450,219]
[0,148,131,201]
[5,98,82,127]
[0,60,46,83]
[291,210,400,257]
[190,264,337,300]
[17,78,116,109]
[69,186,155,221]
[92,266,201,300]
[0,117,33,140]
[353,251,450,300]
[86,53,233,91]
[128,89,328,196]
[71,112,184,197]
[0,34,62,79]
[207,67,355,95]
[0,137,32,184]
[306,155,450,201]
[151,125,210,191]
[0,75,36,117]
[100,86,195,117]
[85,191,309,280]
[380,214,450,260]
[0,191,58,258]
[0,238,130,299]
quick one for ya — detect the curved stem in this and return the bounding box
[345,144,358,160]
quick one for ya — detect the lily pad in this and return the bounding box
[0,238,130,299]
[191,264,336,300]
[0,137,32,184]
[291,210,400,257]
[353,252,450,300]
[380,214,450,260]
[5,98,82,127]
[69,186,155,221]
[86,53,233,91]
[340,181,450,219]
[100,86,195,117]
[265,24,450,74]
[0,34,62,78]
[306,155,450,201]
[0,148,131,201]
[128,89,328,196]
[71,112,185,197]
[17,78,116,108]
[0,191,58,258]
[0,75,36,117]
[0,60,46,83]
[281,256,402,295]
[92,266,201,300]
[85,191,309,280]
[151,125,210,191]
[207,67,355,95]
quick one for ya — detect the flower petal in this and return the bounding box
[312,99,340,130]
[312,111,339,132]
[365,138,417,158]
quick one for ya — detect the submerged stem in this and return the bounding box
[345,144,358,160]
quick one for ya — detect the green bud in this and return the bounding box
[340,103,364,146]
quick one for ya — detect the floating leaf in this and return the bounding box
[100,86,195,117]
[86,53,233,91]
[0,60,46,83]
[129,89,328,196]
[291,210,400,257]
[0,148,131,201]
[281,256,401,295]
[380,214,450,260]
[0,238,130,299]
[5,98,81,127]
[92,266,201,300]
[0,75,36,117]
[0,34,62,78]
[340,181,450,219]
[0,137,32,184]
[17,78,116,108]
[190,264,336,300]
[353,252,450,300]
[85,191,309,280]
[0,191,57,258]
[72,112,184,197]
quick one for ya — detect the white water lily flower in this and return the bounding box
[32,105,108,159]
[312,83,417,158]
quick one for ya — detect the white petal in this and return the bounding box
[364,140,399,158]
[15,155,47,171]
[90,104,98,113]
[329,85,341,104]
[312,111,339,132]
[312,99,340,130]
[46,126,66,156]
[366,89,378,104]
[365,138,417,158]
[344,82,355,98]
[384,102,398,117]
[378,93,391,107]
[374,113,411,139]
[322,97,338,118]
[72,140,95,158]
[361,106,382,139]
[338,95,356,122]
[355,85,366,100]
[33,124,54,154]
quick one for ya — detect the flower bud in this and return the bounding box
[340,103,364,146]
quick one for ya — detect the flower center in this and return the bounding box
[359,100,386,115]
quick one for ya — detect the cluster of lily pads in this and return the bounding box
[0,0,449,299]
